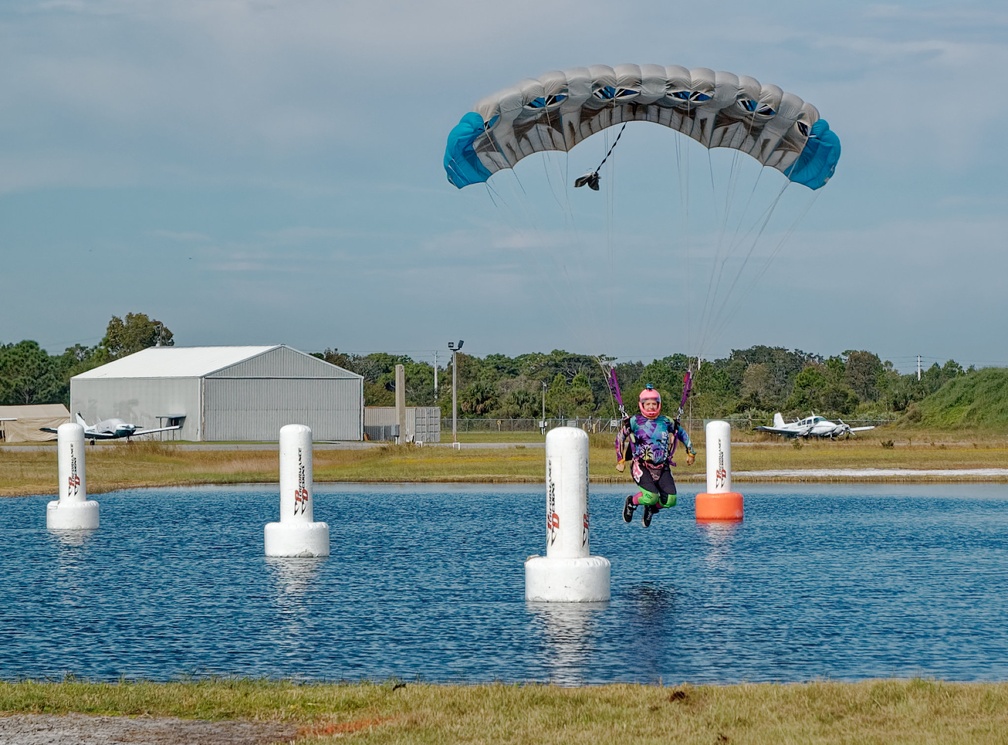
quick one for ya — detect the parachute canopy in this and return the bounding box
[445,64,840,190]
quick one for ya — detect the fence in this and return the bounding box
[441,417,620,434]
[437,414,894,435]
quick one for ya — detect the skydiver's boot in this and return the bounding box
[642,504,655,528]
[622,494,637,523]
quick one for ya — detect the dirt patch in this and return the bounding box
[0,714,297,745]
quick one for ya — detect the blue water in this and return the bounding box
[2,483,1008,685]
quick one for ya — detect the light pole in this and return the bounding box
[541,381,547,435]
[448,340,464,444]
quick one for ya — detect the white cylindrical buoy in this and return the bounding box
[264,424,330,557]
[525,427,610,602]
[695,420,744,522]
[47,423,99,530]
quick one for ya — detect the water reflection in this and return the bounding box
[48,528,97,549]
[527,601,608,685]
[266,557,325,601]
[627,582,675,622]
[624,582,677,682]
[696,522,740,572]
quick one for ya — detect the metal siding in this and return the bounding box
[71,378,202,440]
[204,378,363,441]
[364,407,441,443]
[211,346,359,379]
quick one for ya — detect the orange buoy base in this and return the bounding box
[694,492,744,522]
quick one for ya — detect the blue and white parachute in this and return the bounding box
[444,64,839,190]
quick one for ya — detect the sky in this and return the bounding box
[2,1,1007,374]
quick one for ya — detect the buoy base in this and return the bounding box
[525,555,611,602]
[264,521,330,557]
[695,492,744,522]
[46,500,100,530]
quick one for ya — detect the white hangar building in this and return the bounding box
[71,345,363,442]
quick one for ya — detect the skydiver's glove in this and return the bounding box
[615,460,626,472]
[686,452,695,466]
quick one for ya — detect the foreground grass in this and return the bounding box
[3,427,1008,497]
[2,678,1008,744]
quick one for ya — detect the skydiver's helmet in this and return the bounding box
[638,385,662,419]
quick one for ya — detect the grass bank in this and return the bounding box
[3,678,1008,744]
[3,426,1008,497]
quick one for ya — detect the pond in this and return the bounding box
[2,483,1007,685]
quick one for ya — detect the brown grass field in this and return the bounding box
[3,425,1008,498]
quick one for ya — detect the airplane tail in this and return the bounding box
[75,412,88,428]
[773,413,785,428]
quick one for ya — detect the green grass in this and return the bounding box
[3,678,1008,744]
[909,368,1008,429]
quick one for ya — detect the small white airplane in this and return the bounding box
[755,413,875,440]
[42,413,182,443]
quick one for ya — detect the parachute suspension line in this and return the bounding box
[722,109,764,225]
[732,185,822,296]
[697,145,737,346]
[603,114,624,357]
[672,119,696,360]
[574,123,627,191]
[539,150,571,215]
[693,109,770,363]
[723,110,770,242]
[569,98,624,362]
[694,147,733,364]
[692,103,800,364]
[693,184,783,363]
[565,119,619,356]
[695,154,767,356]
[600,148,614,358]
[702,179,790,347]
[538,106,580,231]
[479,157,589,356]
[704,181,821,352]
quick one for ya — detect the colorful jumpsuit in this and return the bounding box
[617,413,695,509]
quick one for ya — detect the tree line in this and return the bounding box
[1,311,968,425]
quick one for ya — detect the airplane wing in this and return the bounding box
[39,426,118,439]
[129,424,183,438]
[753,425,803,437]
[84,429,124,440]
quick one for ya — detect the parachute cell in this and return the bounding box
[444,64,840,190]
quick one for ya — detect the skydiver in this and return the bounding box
[616,384,696,527]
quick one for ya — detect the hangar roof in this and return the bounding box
[75,345,282,379]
